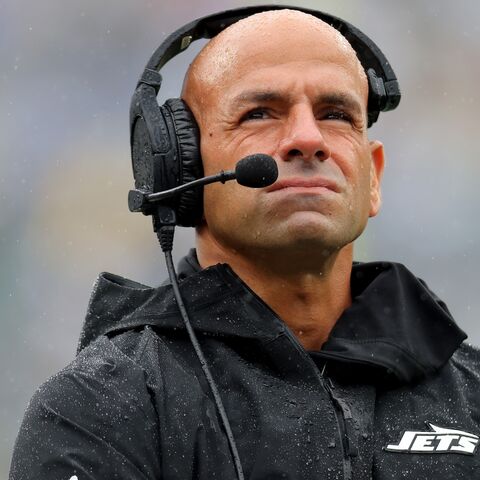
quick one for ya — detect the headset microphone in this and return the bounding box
[235,154,278,188]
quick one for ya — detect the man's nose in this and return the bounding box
[278,106,331,162]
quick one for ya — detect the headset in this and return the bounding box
[128,7,401,478]
[129,4,401,229]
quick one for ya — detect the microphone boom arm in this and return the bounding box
[148,169,235,202]
[128,169,235,212]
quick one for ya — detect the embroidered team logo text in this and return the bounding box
[385,423,479,455]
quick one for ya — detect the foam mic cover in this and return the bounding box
[235,154,278,188]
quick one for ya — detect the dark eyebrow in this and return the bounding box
[230,90,292,109]
[316,93,363,116]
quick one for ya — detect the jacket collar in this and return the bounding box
[80,249,466,385]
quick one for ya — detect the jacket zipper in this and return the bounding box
[280,328,353,480]
[322,376,353,480]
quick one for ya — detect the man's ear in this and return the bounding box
[368,140,385,218]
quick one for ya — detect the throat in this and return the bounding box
[268,282,352,350]
[236,254,353,351]
[196,236,354,351]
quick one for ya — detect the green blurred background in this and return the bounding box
[2,0,479,476]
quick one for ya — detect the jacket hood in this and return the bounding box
[79,249,466,385]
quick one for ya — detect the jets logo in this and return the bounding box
[385,423,479,455]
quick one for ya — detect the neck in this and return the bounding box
[196,231,353,351]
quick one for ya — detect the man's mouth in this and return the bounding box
[265,177,340,193]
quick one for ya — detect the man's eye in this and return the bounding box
[241,108,269,122]
[323,110,353,123]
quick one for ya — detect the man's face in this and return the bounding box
[184,13,384,262]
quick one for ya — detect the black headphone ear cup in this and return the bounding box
[163,98,203,227]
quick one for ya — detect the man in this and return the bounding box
[10,8,480,480]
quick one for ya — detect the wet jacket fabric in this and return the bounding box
[9,250,480,479]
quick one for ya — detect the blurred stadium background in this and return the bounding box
[1,0,479,475]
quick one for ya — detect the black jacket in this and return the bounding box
[9,251,480,479]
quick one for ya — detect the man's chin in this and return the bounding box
[252,232,351,258]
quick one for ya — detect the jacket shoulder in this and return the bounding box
[450,341,480,377]
[32,329,163,418]
[10,333,162,480]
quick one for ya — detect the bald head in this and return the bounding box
[182,9,367,112]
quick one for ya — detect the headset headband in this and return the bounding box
[136,4,401,126]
